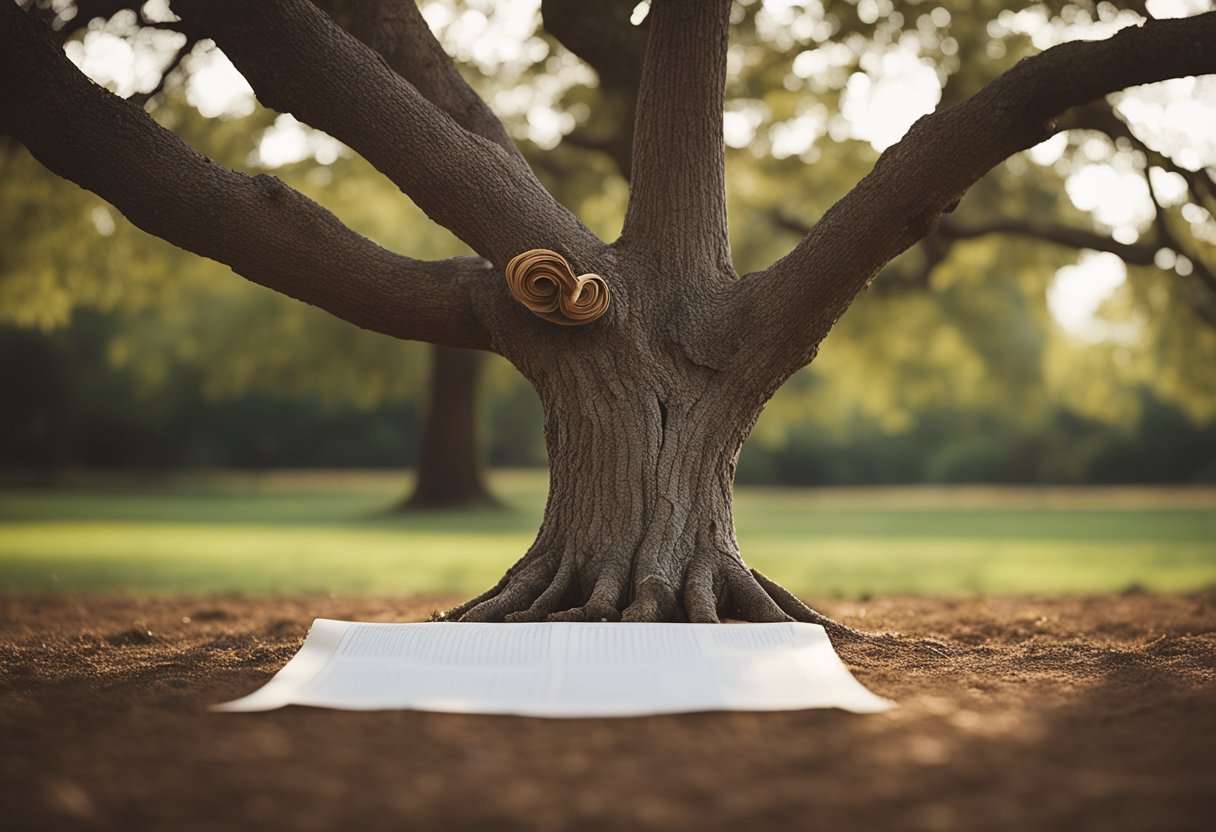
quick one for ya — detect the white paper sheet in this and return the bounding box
[214,621,892,717]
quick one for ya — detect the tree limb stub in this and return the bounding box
[506,249,610,326]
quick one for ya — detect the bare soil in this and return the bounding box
[1,593,1214,831]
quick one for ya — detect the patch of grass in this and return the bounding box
[1,471,1213,597]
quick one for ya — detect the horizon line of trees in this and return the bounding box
[4,313,1214,486]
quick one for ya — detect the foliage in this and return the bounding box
[6,313,1215,483]
[1,1,1214,479]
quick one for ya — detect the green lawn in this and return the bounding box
[1,470,1214,597]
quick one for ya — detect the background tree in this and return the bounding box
[3,0,1214,626]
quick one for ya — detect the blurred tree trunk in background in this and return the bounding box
[402,345,495,510]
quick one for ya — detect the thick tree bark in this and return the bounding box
[439,243,857,636]
[403,346,496,510]
[621,0,732,270]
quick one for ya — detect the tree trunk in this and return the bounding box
[439,355,846,628]
[438,250,851,633]
[403,345,496,510]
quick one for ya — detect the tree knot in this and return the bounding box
[505,249,610,326]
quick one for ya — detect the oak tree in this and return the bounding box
[3,0,1213,628]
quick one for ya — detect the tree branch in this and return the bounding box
[46,0,207,43]
[774,208,1155,285]
[734,12,1216,372]
[173,0,600,269]
[323,0,521,159]
[1143,164,1216,299]
[1059,99,1216,208]
[772,207,1215,312]
[543,0,646,96]
[934,216,1159,266]
[620,0,732,270]
[541,0,646,178]
[25,0,138,40]
[0,4,494,350]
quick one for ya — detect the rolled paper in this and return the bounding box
[505,249,610,326]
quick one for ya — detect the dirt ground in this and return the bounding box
[1,593,1214,831]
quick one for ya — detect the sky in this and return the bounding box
[59,0,1216,341]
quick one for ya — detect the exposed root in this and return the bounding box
[504,557,575,622]
[681,562,719,623]
[431,573,510,622]
[621,576,680,622]
[460,558,554,623]
[725,567,795,623]
[544,565,628,621]
[434,552,907,646]
[749,569,872,643]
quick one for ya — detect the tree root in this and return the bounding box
[431,554,917,649]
